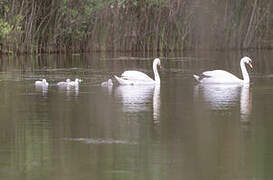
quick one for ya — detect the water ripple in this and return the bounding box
[64,138,137,145]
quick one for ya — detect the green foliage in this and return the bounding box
[1,0,273,53]
[0,19,12,38]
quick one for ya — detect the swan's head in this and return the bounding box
[242,56,253,69]
[154,58,162,68]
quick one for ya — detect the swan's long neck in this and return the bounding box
[240,60,250,83]
[153,62,160,83]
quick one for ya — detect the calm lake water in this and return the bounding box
[0,50,273,180]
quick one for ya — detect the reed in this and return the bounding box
[0,0,273,55]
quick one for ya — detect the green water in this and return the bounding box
[0,51,273,180]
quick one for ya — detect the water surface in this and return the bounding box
[0,51,273,179]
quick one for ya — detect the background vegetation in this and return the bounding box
[0,0,273,54]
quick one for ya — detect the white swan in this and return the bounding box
[193,56,253,84]
[57,79,71,86]
[114,58,161,85]
[35,79,48,86]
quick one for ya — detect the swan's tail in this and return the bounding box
[193,75,200,82]
[101,79,113,87]
[114,75,133,85]
[114,75,121,83]
[114,75,127,85]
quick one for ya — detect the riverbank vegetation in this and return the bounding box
[0,0,273,54]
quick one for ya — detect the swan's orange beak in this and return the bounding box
[248,62,253,69]
[159,64,162,68]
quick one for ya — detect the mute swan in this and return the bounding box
[114,58,162,85]
[35,79,48,86]
[57,79,71,86]
[193,56,253,84]
[101,79,113,87]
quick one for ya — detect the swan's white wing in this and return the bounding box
[200,70,242,83]
[121,71,154,82]
[114,75,134,85]
[203,70,240,80]
[203,70,233,77]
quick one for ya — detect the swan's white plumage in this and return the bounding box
[201,70,243,83]
[115,58,161,85]
[121,71,154,82]
[194,56,253,84]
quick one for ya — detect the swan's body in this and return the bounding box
[101,79,113,87]
[114,58,161,85]
[193,56,253,84]
[35,79,48,86]
[57,79,71,86]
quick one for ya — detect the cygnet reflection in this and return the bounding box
[114,85,160,121]
[58,83,79,96]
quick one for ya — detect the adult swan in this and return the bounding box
[193,56,253,84]
[114,58,162,85]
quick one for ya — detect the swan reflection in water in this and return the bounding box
[194,84,252,122]
[240,85,252,122]
[114,85,160,122]
[153,85,160,123]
